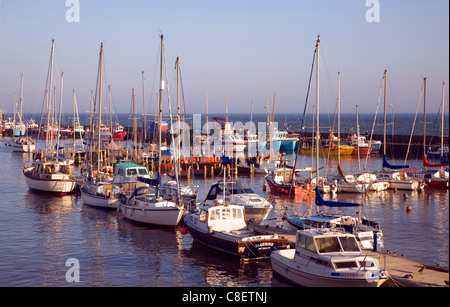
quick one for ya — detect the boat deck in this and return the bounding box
[248,222,449,287]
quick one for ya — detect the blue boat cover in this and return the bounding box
[382,155,409,170]
[315,187,361,208]
[137,174,160,186]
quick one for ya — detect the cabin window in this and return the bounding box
[118,168,126,176]
[218,187,230,196]
[127,169,138,176]
[315,258,332,268]
[298,234,307,249]
[359,260,375,268]
[232,208,242,220]
[334,261,358,269]
[209,209,220,221]
[138,168,149,175]
[205,187,217,200]
[305,237,316,253]
[199,210,207,223]
[339,236,360,252]
[222,208,231,220]
[315,237,342,253]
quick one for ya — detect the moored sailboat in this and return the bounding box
[23,40,76,195]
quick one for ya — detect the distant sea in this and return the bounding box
[20,112,449,137]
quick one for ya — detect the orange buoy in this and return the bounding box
[406,205,412,212]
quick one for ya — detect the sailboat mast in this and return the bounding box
[176,55,181,158]
[133,88,137,160]
[46,40,55,155]
[423,77,427,158]
[315,35,320,186]
[57,72,64,159]
[97,43,104,173]
[383,69,387,166]
[441,82,446,158]
[158,34,164,176]
[19,73,24,130]
[142,71,146,143]
[337,72,341,163]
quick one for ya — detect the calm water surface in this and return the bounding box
[0,140,448,287]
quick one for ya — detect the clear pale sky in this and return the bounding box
[0,0,448,117]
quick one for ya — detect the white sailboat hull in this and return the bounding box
[24,172,76,194]
[337,182,368,193]
[80,186,119,209]
[11,143,35,153]
[120,201,183,227]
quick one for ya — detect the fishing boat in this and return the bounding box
[11,137,35,153]
[245,132,267,153]
[184,204,291,261]
[209,133,247,152]
[347,134,373,155]
[270,228,389,287]
[272,131,299,151]
[265,166,314,196]
[299,141,354,157]
[285,187,384,250]
[203,180,273,223]
[112,124,127,140]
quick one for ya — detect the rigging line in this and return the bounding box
[363,74,384,171]
[404,84,424,164]
[427,102,443,148]
[324,84,339,178]
[287,42,317,201]
[163,46,181,204]
[317,44,335,127]
[179,64,198,188]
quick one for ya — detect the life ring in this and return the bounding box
[318,179,323,185]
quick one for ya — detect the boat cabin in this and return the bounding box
[204,181,260,204]
[195,205,248,233]
[297,229,361,255]
[114,161,151,184]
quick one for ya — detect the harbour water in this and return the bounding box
[0,134,448,287]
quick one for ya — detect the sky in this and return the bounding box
[0,0,448,118]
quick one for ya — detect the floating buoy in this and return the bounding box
[180,226,189,235]
[406,205,412,212]
[403,193,409,199]
[262,185,266,191]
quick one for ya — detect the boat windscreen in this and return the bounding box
[227,188,255,194]
[338,236,361,252]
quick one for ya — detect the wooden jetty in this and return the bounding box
[248,222,449,287]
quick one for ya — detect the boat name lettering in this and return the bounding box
[254,242,274,248]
